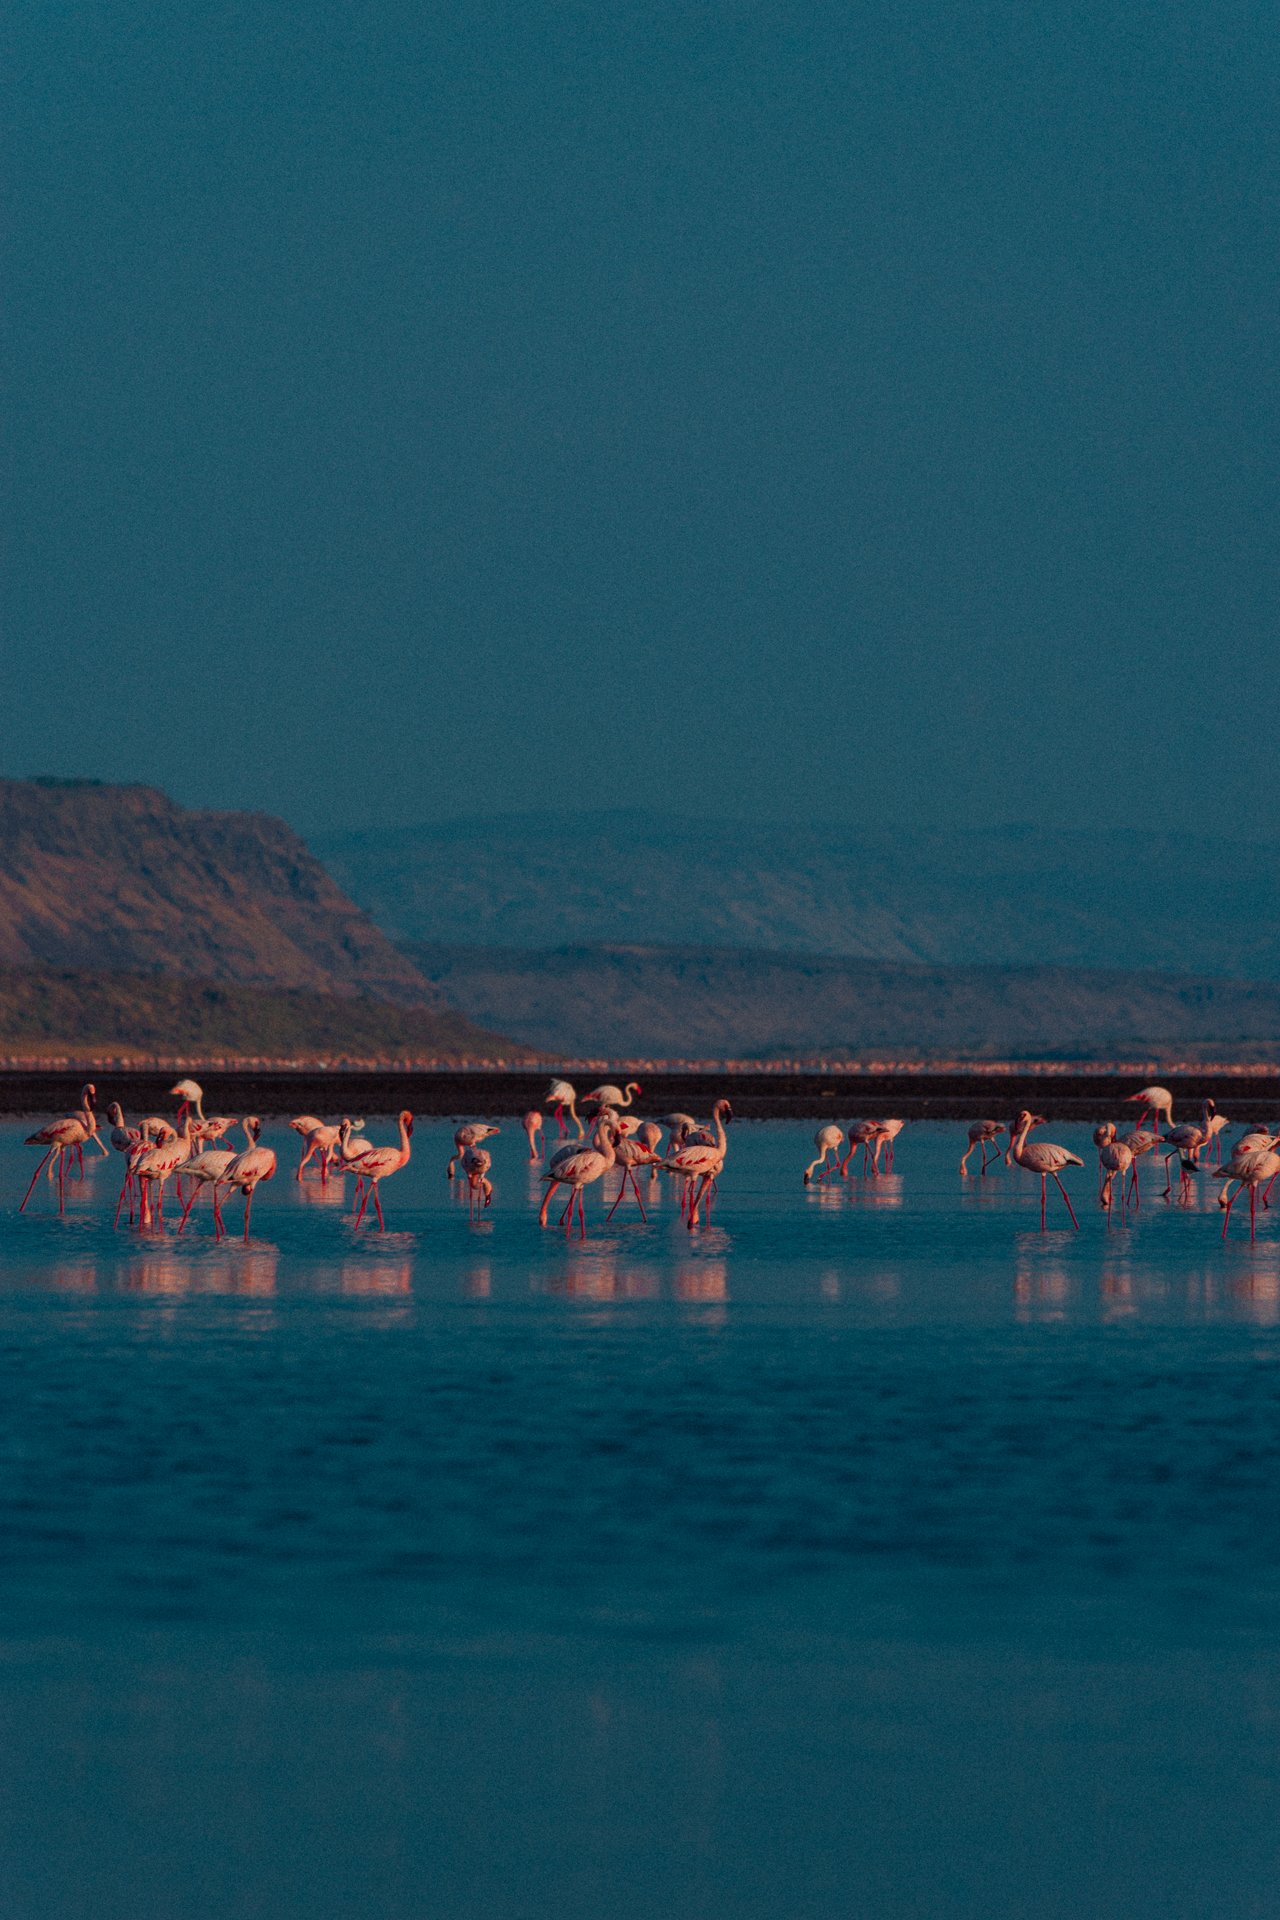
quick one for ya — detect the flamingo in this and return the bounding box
[1126,1085,1173,1137]
[19,1109,98,1213]
[634,1120,665,1181]
[177,1119,262,1235]
[1096,1123,1133,1216]
[660,1099,732,1229]
[69,1082,108,1169]
[218,1124,278,1242]
[583,1082,641,1113]
[1160,1101,1216,1201]
[1215,1128,1280,1211]
[871,1119,905,1173]
[1009,1111,1083,1230]
[545,1080,582,1138]
[606,1135,659,1220]
[804,1125,846,1185]
[350,1111,414,1231]
[291,1117,361,1184]
[134,1115,197,1228]
[447,1122,500,1180]
[839,1121,882,1178]
[1205,1106,1231,1163]
[461,1144,493,1216]
[1116,1128,1160,1206]
[538,1122,618,1238]
[1214,1143,1280,1241]
[522,1110,544,1160]
[960,1121,1006,1176]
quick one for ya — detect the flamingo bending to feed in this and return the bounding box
[805,1125,846,1185]
[545,1081,582,1138]
[634,1121,664,1180]
[1116,1129,1159,1207]
[960,1122,1005,1177]
[840,1121,882,1178]
[1160,1101,1216,1201]
[1214,1142,1280,1240]
[218,1124,278,1242]
[1216,1128,1280,1210]
[462,1145,493,1216]
[134,1116,196,1228]
[661,1100,732,1229]
[522,1110,544,1160]
[447,1123,500,1179]
[291,1117,360,1184]
[105,1103,145,1224]
[606,1136,659,1220]
[871,1119,905,1172]
[350,1111,414,1230]
[539,1122,618,1238]
[1126,1086,1173,1137]
[1009,1111,1083,1230]
[177,1120,262,1235]
[1095,1124,1133,1216]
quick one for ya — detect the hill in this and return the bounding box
[0,778,434,1002]
[0,969,531,1066]
[410,943,1280,1064]
[318,813,1280,980]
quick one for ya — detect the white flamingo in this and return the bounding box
[177,1119,262,1235]
[661,1100,732,1229]
[462,1144,493,1216]
[960,1121,1005,1176]
[804,1125,846,1185]
[1095,1123,1133,1216]
[539,1122,618,1238]
[1214,1142,1280,1241]
[1126,1085,1173,1136]
[1009,1111,1083,1230]
[447,1122,500,1180]
[217,1125,279,1242]
[134,1115,197,1228]
[545,1080,582,1137]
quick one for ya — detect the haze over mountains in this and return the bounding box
[317,813,1280,980]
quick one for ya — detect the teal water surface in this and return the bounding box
[1,1117,1279,1919]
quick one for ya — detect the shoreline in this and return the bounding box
[1,1066,1275,1123]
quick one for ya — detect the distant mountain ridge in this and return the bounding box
[0,778,434,1003]
[317,812,1280,980]
[410,943,1280,1064]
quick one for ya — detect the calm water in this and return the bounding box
[2,1117,1280,1919]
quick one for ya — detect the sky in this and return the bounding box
[6,0,1279,839]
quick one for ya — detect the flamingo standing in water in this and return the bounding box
[350,1111,414,1230]
[960,1122,1005,1176]
[1009,1111,1083,1230]
[583,1082,641,1114]
[1116,1129,1159,1207]
[1160,1101,1216,1201]
[447,1123,499,1179]
[134,1115,196,1228]
[1214,1141,1280,1240]
[1096,1124,1133,1216]
[661,1100,732,1229]
[19,1107,99,1213]
[291,1117,360,1184]
[634,1121,664,1182]
[871,1119,905,1173]
[461,1145,493,1216]
[218,1124,278,1242]
[545,1081,582,1137]
[606,1135,659,1220]
[539,1122,618,1238]
[1127,1086,1173,1136]
[522,1111,544,1160]
[840,1121,882,1178]
[804,1125,846,1184]
[177,1119,262,1236]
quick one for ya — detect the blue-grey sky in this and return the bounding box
[6,1,1278,837]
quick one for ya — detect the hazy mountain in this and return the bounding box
[317,813,1280,979]
[0,778,435,1003]
[0,969,529,1065]
[411,943,1280,1064]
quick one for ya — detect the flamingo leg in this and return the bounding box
[1250,1184,1258,1242]
[1222,1190,1237,1239]
[353,1183,371,1227]
[243,1187,254,1242]
[177,1186,199,1233]
[577,1188,586,1240]
[373,1185,385,1231]
[1040,1175,1047,1231]
[538,1181,558,1227]
[558,1188,575,1229]
[1264,1174,1279,1210]
[19,1148,57,1212]
[57,1149,67,1214]
[629,1171,647,1221]
[213,1186,227,1240]
[1052,1172,1079,1230]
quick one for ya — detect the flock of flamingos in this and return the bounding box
[14,1077,1280,1242]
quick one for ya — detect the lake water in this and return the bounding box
[2,1115,1279,1919]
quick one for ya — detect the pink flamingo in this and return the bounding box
[606,1136,659,1220]
[582,1081,641,1114]
[105,1102,145,1224]
[539,1122,619,1238]
[1116,1129,1159,1207]
[218,1124,279,1242]
[134,1115,197,1228]
[522,1110,544,1160]
[462,1144,493,1216]
[634,1121,664,1181]
[960,1122,1005,1176]
[1126,1085,1173,1137]
[1096,1123,1133,1216]
[545,1081,582,1138]
[1214,1142,1280,1241]
[350,1111,414,1231]
[177,1119,262,1235]
[1215,1128,1280,1213]
[19,1108,98,1213]
[661,1100,732,1229]
[804,1125,846,1185]
[839,1121,881,1178]
[1009,1111,1083,1230]
[291,1117,359,1185]
[871,1119,904,1173]
[1160,1101,1216,1201]
[447,1123,499,1180]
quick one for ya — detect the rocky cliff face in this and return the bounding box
[0,779,436,1003]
